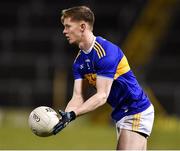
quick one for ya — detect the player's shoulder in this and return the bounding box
[95,36,115,48]
[96,36,122,51]
[95,36,123,57]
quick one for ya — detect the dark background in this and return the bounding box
[0,0,180,116]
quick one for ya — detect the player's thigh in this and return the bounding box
[117,129,147,150]
[116,104,154,138]
[116,104,154,150]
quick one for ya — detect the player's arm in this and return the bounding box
[53,76,113,135]
[73,76,113,117]
[65,79,84,112]
[53,79,84,135]
[72,50,119,116]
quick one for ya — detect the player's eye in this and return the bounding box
[65,25,70,29]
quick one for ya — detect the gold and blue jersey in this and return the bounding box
[73,36,151,121]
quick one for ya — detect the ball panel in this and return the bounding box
[28,106,59,137]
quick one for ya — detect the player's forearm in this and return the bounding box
[65,96,84,112]
[74,92,107,116]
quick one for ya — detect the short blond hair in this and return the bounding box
[61,6,95,30]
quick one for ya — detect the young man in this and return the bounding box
[53,6,154,150]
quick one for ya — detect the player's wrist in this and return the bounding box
[69,111,76,121]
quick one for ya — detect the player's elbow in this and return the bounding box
[97,92,108,106]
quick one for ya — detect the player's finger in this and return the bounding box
[53,122,65,135]
[58,110,66,116]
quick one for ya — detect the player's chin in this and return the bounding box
[68,40,76,45]
[68,41,73,44]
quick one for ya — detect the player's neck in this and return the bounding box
[79,32,95,52]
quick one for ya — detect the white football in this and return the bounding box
[28,106,60,137]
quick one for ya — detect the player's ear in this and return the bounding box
[80,23,86,32]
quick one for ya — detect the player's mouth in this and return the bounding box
[66,36,70,41]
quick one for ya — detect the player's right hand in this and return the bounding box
[53,119,66,135]
[53,110,76,135]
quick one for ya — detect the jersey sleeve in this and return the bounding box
[73,63,82,80]
[95,55,119,79]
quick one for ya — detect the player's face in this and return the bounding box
[62,17,82,45]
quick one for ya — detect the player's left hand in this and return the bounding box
[53,110,76,135]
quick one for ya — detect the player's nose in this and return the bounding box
[63,28,67,35]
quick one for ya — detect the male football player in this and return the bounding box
[53,6,154,150]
